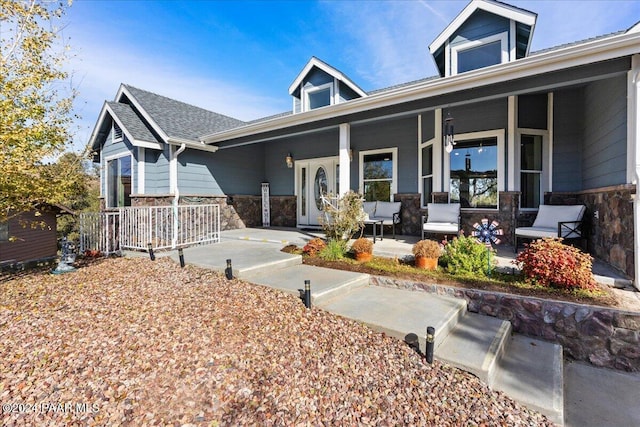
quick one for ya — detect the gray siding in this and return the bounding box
[451,10,509,47]
[421,110,435,141]
[352,116,418,193]
[553,88,584,192]
[582,76,627,189]
[178,144,265,196]
[450,98,508,134]
[304,67,333,88]
[339,82,360,102]
[265,129,339,195]
[143,146,170,194]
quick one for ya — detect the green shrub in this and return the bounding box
[303,238,326,257]
[319,239,348,261]
[515,238,597,290]
[440,235,494,277]
[320,191,366,241]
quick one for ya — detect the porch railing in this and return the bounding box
[79,204,220,253]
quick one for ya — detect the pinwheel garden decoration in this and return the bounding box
[471,219,503,276]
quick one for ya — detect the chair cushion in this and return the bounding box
[374,201,401,218]
[514,227,558,239]
[423,222,459,233]
[532,205,585,229]
[427,203,460,223]
[362,202,377,219]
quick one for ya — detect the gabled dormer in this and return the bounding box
[289,57,367,114]
[429,0,537,77]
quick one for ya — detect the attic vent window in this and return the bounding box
[112,123,123,142]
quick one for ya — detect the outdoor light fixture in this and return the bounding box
[178,248,185,268]
[349,149,353,162]
[426,326,435,364]
[444,111,455,153]
[225,259,233,280]
[286,152,293,168]
[304,279,311,309]
[147,243,155,261]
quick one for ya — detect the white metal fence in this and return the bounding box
[79,204,220,254]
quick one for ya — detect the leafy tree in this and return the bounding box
[0,0,76,223]
[49,152,100,241]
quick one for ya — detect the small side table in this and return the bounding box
[363,219,384,243]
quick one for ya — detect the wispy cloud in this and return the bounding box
[66,32,288,151]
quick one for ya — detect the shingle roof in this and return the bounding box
[529,30,627,57]
[107,101,159,144]
[122,85,246,141]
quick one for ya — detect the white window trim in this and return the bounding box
[304,82,334,112]
[516,128,550,211]
[444,129,505,210]
[105,152,133,208]
[359,147,398,202]
[419,112,440,208]
[451,32,509,76]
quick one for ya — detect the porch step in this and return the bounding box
[493,335,564,426]
[242,264,370,306]
[318,286,467,351]
[435,313,512,387]
[177,241,302,278]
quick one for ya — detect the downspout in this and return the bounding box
[631,68,640,290]
[172,143,187,249]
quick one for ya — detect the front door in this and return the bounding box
[296,157,339,227]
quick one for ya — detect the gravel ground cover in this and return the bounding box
[0,258,553,426]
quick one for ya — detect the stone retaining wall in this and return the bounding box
[370,276,640,372]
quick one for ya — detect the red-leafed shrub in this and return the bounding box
[515,238,597,290]
[303,238,326,257]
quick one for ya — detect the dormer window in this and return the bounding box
[452,32,508,75]
[429,1,536,78]
[306,83,333,111]
[290,57,367,114]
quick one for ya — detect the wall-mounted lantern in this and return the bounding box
[444,112,456,153]
[286,152,294,168]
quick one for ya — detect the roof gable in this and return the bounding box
[430,0,536,56]
[288,57,367,98]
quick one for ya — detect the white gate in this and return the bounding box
[79,204,220,253]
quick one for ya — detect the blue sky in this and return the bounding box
[63,0,640,152]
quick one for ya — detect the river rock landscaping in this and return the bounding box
[0,257,552,426]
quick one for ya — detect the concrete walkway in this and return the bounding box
[133,227,640,426]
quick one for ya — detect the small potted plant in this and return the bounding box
[412,239,442,270]
[351,237,374,262]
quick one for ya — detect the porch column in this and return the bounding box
[339,123,351,196]
[628,54,640,290]
[507,96,517,191]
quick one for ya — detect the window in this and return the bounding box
[451,33,508,75]
[421,144,433,206]
[520,134,543,209]
[0,222,8,242]
[107,155,132,208]
[449,138,498,208]
[305,83,333,111]
[112,122,123,143]
[360,149,397,202]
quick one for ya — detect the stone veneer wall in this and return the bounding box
[546,185,635,278]
[130,194,296,230]
[370,276,640,372]
[417,192,520,245]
